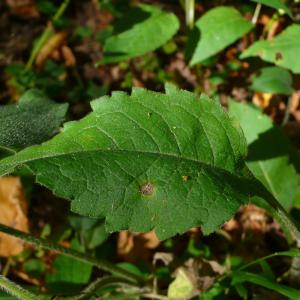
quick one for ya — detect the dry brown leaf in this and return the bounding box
[117,231,160,263]
[252,92,273,109]
[239,204,269,232]
[185,258,225,292]
[153,252,174,266]
[61,45,76,67]
[50,49,61,61]
[5,0,39,18]
[169,257,226,299]
[0,177,29,257]
[35,31,67,69]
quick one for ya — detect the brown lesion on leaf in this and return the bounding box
[140,182,154,196]
[275,52,283,61]
[182,175,189,182]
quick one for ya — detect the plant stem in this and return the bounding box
[252,3,262,24]
[262,190,300,241]
[0,223,143,285]
[0,275,38,300]
[185,0,195,29]
[2,258,12,277]
[65,276,135,300]
[282,95,293,126]
[237,249,300,271]
[25,0,71,70]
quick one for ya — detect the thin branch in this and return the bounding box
[252,3,262,24]
[282,95,293,126]
[69,276,136,300]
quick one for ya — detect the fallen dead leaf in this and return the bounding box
[153,252,174,266]
[168,257,226,299]
[5,0,39,18]
[290,90,300,121]
[35,31,67,69]
[252,92,273,109]
[239,204,269,233]
[61,45,76,67]
[0,177,29,257]
[117,231,160,263]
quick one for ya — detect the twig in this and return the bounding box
[282,95,293,126]
[252,3,262,24]
[61,276,136,300]
[141,293,169,300]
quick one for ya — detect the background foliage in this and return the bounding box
[0,0,300,299]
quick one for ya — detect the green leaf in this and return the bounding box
[101,5,179,64]
[23,259,46,278]
[189,7,253,65]
[251,0,293,18]
[241,24,300,73]
[250,66,294,95]
[168,269,195,299]
[0,85,263,239]
[229,101,300,210]
[46,239,92,293]
[232,271,300,299]
[0,90,68,154]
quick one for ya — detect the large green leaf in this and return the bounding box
[250,66,294,95]
[251,0,292,18]
[0,90,68,154]
[189,7,253,65]
[0,86,263,239]
[241,24,300,73]
[101,5,179,64]
[229,101,300,210]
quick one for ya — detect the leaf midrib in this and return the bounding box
[0,147,244,180]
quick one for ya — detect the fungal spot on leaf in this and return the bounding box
[275,52,283,61]
[182,175,189,182]
[140,182,154,196]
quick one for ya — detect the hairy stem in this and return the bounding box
[0,223,143,285]
[0,275,39,300]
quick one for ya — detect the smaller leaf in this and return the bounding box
[229,101,300,210]
[250,66,294,95]
[189,6,253,65]
[232,271,300,300]
[46,239,92,293]
[0,90,68,154]
[168,268,195,300]
[241,24,300,74]
[251,0,293,18]
[101,5,179,64]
